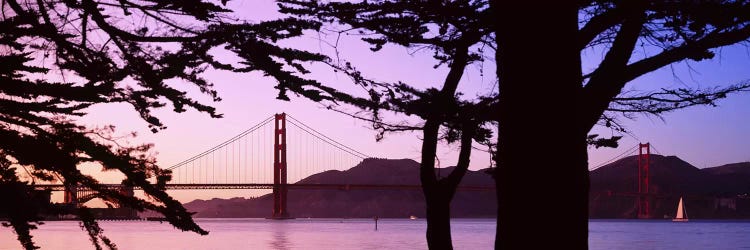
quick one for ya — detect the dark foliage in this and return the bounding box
[277,1,495,248]
[0,0,324,249]
[5,0,750,249]
[490,0,750,249]
[267,0,750,249]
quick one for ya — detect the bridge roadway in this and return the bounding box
[34,183,495,192]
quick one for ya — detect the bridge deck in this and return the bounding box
[34,183,495,191]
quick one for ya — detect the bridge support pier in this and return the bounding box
[271,113,292,219]
[63,184,77,205]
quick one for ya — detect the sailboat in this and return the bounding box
[672,196,689,222]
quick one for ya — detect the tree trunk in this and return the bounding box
[425,186,454,250]
[419,119,474,249]
[493,2,589,249]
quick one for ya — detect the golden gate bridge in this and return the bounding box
[34,113,672,219]
[34,113,492,219]
[589,142,680,219]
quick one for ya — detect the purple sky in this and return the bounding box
[67,1,750,203]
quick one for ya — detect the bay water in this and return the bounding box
[2,219,750,249]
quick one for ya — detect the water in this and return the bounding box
[2,219,750,249]
[589,219,750,249]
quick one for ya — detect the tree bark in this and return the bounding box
[420,118,450,249]
[425,187,454,250]
[417,44,472,249]
[493,2,588,249]
[422,122,475,250]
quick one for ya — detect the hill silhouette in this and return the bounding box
[702,162,750,196]
[591,155,716,195]
[590,155,750,218]
[184,156,750,219]
[184,158,496,218]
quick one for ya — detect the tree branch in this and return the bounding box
[582,2,647,129]
[442,121,476,196]
[622,25,750,85]
[579,6,625,50]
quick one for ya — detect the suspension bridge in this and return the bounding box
[35,113,492,219]
[33,113,681,219]
[584,142,727,219]
[589,143,656,218]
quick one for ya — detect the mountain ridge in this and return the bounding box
[184,158,496,218]
[184,155,750,219]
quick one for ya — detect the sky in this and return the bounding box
[55,1,750,203]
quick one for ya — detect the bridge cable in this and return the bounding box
[649,143,663,156]
[286,115,370,159]
[20,164,35,184]
[287,114,370,158]
[289,118,369,170]
[286,119,367,160]
[589,144,639,171]
[590,145,638,171]
[168,115,274,170]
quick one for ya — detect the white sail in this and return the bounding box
[676,198,684,219]
[673,197,688,222]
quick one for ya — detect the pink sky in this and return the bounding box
[49,1,750,204]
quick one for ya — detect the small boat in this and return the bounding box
[672,197,689,222]
[409,215,417,220]
[146,217,168,222]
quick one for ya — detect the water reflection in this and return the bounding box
[269,221,290,250]
[6,219,741,249]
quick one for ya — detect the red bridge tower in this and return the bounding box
[271,113,291,219]
[637,143,650,219]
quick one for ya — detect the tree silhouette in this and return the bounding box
[0,1,322,249]
[277,1,495,248]
[8,0,747,249]
[491,1,750,249]
[272,0,750,249]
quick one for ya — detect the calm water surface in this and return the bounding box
[2,219,750,249]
